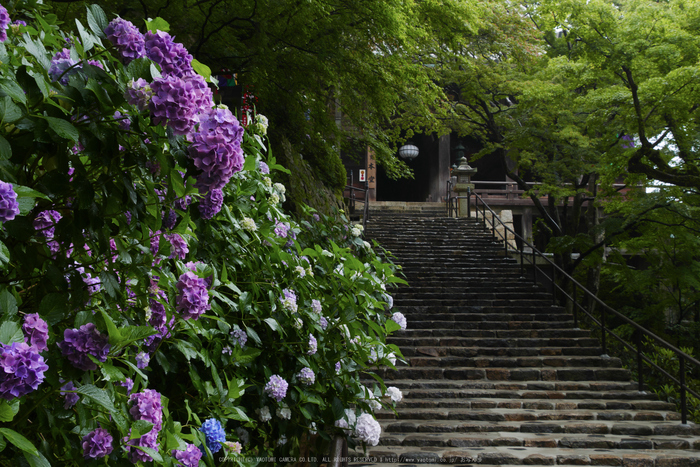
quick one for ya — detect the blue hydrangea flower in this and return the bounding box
[200,418,226,453]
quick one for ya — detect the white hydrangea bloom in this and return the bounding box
[334,408,356,433]
[269,193,280,205]
[354,413,381,446]
[241,217,257,231]
[351,227,362,237]
[309,422,317,435]
[277,405,291,420]
[255,114,269,135]
[277,435,287,446]
[274,183,286,194]
[311,299,322,314]
[386,386,403,403]
[257,406,272,422]
[263,176,272,187]
[391,312,407,331]
[387,352,397,366]
[236,427,250,445]
[321,249,333,257]
[292,316,303,329]
[294,265,306,277]
[363,241,371,249]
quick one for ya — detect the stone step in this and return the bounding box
[398,355,622,369]
[374,407,681,422]
[377,430,699,449]
[371,379,643,393]
[398,312,574,322]
[393,329,592,339]
[393,397,675,411]
[388,337,600,348]
[399,346,603,358]
[377,366,632,382]
[350,446,700,466]
[400,320,574,330]
[396,305,568,314]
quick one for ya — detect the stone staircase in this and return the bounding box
[355,210,700,467]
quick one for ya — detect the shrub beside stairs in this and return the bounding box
[355,207,700,467]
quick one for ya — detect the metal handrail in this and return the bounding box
[466,191,700,424]
[344,184,370,230]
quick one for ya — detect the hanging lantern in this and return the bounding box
[398,143,419,160]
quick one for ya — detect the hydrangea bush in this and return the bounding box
[0,1,406,465]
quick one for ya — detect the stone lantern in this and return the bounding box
[452,144,477,217]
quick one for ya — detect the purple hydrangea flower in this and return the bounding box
[0,342,48,400]
[198,188,223,220]
[23,313,48,352]
[258,161,270,175]
[391,312,407,331]
[313,213,321,222]
[119,378,134,394]
[104,17,145,64]
[308,334,317,355]
[173,443,202,467]
[114,110,131,131]
[280,288,297,313]
[58,323,110,371]
[174,195,192,211]
[149,75,199,135]
[144,30,193,78]
[49,48,79,85]
[33,210,61,238]
[298,367,315,385]
[335,361,341,373]
[0,6,10,42]
[75,266,101,296]
[188,107,244,191]
[274,220,290,238]
[264,374,288,402]
[129,388,163,429]
[150,229,161,256]
[167,233,188,259]
[0,180,19,222]
[319,316,328,330]
[126,78,153,110]
[231,326,247,348]
[163,208,177,230]
[175,271,210,320]
[136,351,150,369]
[12,20,26,27]
[200,418,226,454]
[311,299,322,314]
[60,380,80,409]
[82,428,113,459]
[183,72,213,113]
[125,428,159,463]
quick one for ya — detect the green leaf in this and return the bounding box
[0,96,22,124]
[0,321,23,345]
[0,401,15,422]
[23,450,51,467]
[0,428,38,456]
[225,406,250,422]
[12,185,50,201]
[0,289,18,318]
[0,79,27,105]
[86,4,108,38]
[45,117,79,142]
[76,19,95,52]
[126,57,154,81]
[331,396,345,421]
[76,384,116,413]
[0,135,10,160]
[191,59,211,81]
[0,240,9,269]
[130,420,154,440]
[21,34,51,70]
[145,17,170,33]
[39,293,68,326]
[131,444,163,462]
[385,319,401,333]
[99,309,122,345]
[264,317,282,333]
[100,362,125,382]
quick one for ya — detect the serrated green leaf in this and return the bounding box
[145,17,170,33]
[99,309,122,345]
[0,401,14,422]
[86,5,108,38]
[76,384,116,413]
[45,117,79,142]
[0,135,10,160]
[0,321,23,345]
[0,428,38,455]
[130,420,154,440]
[0,241,9,269]
[0,96,22,124]
[191,59,211,80]
[76,19,95,52]
[0,289,18,318]
[21,34,51,70]
[23,450,51,467]
[100,362,125,382]
[0,79,26,105]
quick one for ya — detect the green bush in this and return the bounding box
[0,2,407,465]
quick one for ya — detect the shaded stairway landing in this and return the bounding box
[354,213,700,467]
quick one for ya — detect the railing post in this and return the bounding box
[551,266,557,306]
[680,356,687,424]
[467,189,471,218]
[636,331,643,392]
[573,285,578,328]
[520,246,524,277]
[532,250,537,286]
[601,306,607,356]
